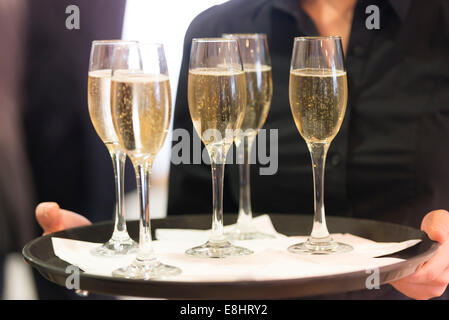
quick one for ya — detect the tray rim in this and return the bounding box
[22,214,439,299]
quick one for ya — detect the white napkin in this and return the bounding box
[51,215,422,282]
[155,214,285,242]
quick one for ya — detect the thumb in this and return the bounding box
[421,210,449,244]
[36,202,91,235]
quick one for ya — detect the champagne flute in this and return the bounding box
[88,40,137,256]
[185,38,253,258]
[222,33,274,240]
[288,36,352,254]
[110,43,181,279]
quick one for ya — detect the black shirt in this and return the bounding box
[168,0,449,298]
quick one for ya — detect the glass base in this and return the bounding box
[112,259,181,280]
[185,240,253,258]
[90,236,138,257]
[226,229,276,241]
[288,238,353,255]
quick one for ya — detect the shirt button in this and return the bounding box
[330,154,341,167]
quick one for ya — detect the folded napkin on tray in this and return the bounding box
[51,214,421,281]
[155,214,286,241]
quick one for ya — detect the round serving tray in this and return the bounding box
[23,214,438,299]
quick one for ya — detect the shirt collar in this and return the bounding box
[272,0,411,23]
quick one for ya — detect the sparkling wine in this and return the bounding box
[110,72,171,159]
[289,68,347,144]
[238,64,272,139]
[88,69,118,147]
[188,68,246,149]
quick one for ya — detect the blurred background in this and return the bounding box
[0,0,228,299]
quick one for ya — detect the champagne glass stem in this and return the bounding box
[308,142,331,241]
[113,158,181,278]
[231,135,274,240]
[210,151,226,243]
[237,135,255,228]
[91,147,136,256]
[110,149,128,237]
[134,160,156,262]
[185,145,253,257]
